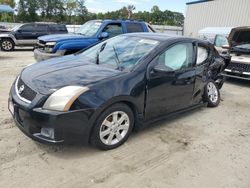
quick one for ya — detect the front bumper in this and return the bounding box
[9,84,96,144]
[34,48,65,62]
[222,68,250,80]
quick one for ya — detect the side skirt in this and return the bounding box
[139,102,207,128]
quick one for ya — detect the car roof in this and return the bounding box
[122,32,204,43]
[89,19,145,24]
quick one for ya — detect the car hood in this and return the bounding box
[38,33,90,42]
[228,26,250,47]
[20,55,123,95]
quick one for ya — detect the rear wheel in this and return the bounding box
[1,38,14,51]
[91,103,134,150]
[203,80,220,107]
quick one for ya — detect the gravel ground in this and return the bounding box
[0,49,250,188]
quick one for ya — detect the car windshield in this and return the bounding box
[79,35,159,70]
[75,21,102,37]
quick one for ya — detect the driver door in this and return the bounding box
[145,42,196,120]
[15,24,37,45]
[102,23,123,38]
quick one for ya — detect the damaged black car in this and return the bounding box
[9,33,230,150]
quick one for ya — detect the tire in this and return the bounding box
[1,38,15,51]
[203,80,220,107]
[91,103,134,150]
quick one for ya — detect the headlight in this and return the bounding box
[43,86,89,112]
[45,42,56,53]
[46,42,56,46]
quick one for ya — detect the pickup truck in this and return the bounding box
[34,19,155,62]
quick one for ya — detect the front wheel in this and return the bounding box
[203,80,220,107]
[1,38,15,51]
[91,103,134,150]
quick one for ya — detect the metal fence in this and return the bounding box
[0,22,183,36]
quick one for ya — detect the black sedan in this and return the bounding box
[9,33,230,150]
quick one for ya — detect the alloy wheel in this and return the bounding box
[2,41,13,51]
[99,111,130,145]
[207,82,218,103]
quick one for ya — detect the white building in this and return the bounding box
[184,0,250,37]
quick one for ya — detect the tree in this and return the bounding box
[0,0,15,22]
[127,5,135,19]
[76,0,88,24]
[66,0,77,23]
[0,0,15,7]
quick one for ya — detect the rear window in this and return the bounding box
[36,24,48,32]
[126,23,144,33]
[49,24,67,32]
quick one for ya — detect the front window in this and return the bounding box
[75,21,102,37]
[158,43,193,71]
[79,36,159,70]
[102,23,123,38]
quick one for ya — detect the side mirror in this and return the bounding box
[222,44,230,49]
[99,32,109,39]
[152,65,175,77]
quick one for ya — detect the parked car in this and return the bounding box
[198,27,232,54]
[0,22,68,51]
[9,33,229,150]
[34,19,155,62]
[223,26,250,80]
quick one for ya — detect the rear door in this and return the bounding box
[193,43,211,104]
[36,24,49,38]
[125,22,145,33]
[49,24,68,34]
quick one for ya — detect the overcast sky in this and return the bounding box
[85,0,193,14]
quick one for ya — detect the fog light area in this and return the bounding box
[41,128,55,139]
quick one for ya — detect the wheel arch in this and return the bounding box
[87,98,141,143]
[0,34,17,45]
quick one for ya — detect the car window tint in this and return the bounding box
[214,35,228,47]
[49,24,67,32]
[103,24,123,38]
[159,43,193,71]
[19,24,35,32]
[36,24,48,32]
[197,46,208,65]
[126,23,144,33]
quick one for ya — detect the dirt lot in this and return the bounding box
[0,49,250,188]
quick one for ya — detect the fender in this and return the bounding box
[0,33,17,45]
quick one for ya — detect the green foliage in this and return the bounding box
[10,1,184,26]
[0,0,15,22]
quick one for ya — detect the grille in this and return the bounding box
[227,62,250,73]
[17,78,37,102]
[37,40,46,50]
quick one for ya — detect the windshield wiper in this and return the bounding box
[96,43,107,65]
[112,45,121,68]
